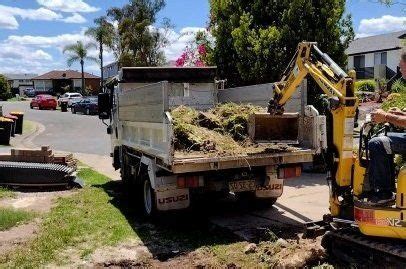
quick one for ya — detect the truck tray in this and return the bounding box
[171,149,314,173]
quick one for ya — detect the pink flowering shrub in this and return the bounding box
[175,31,213,67]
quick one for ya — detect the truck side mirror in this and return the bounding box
[98,92,111,120]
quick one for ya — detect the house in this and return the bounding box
[32,70,100,95]
[346,30,405,79]
[102,62,119,81]
[5,73,37,95]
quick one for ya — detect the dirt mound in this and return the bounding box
[171,104,297,156]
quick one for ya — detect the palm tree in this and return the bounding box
[63,41,98,94]
[85,16,115,92]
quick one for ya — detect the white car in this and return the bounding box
[58,93,83,107]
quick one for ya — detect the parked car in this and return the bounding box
[24,88,36,97]
[71,97,98,115]
[58,92,83,107]
[30,94,57,110]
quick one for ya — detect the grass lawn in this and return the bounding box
[0,208,35,231]
[0,167,312,268]
[0,187,15,199]
[6,97,28,102]
[0,168,138,268]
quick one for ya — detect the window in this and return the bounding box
[354,55,365,69]
[374,52,387,65]
[381,52,387,65]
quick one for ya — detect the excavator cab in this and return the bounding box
[352,121,406,239]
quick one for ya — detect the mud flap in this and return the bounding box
[156,188,190,211]
[255,178,284,198]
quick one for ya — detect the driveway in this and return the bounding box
[0,101,110,155]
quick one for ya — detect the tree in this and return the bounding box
[63,41,98,94]
[0,74,11,100]
[210,0,354,87]
[85,16,115,92]
[107,0,171,67]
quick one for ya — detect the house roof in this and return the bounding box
[32,70,99,80]
[5,73,38,80]
[346,30,406,55]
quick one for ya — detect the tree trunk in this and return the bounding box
[81,59,85,95]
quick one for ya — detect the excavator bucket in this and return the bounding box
[248,113,300,144]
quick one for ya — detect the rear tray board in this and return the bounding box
[171,149,314,173]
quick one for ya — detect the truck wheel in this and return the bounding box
[142,178,156,217]
[71,107,76,114]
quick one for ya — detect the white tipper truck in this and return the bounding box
[98,67,327,216]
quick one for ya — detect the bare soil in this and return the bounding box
[0,189,74,255]
[0,221,40,254]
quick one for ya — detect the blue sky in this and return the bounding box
[0,0,404,75]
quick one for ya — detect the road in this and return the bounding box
[0,101,110,155]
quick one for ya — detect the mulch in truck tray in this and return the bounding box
[171,104,298,157]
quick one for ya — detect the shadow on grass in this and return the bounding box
[93,177,316,263]
[93,180,246,262]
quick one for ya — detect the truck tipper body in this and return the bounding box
[100,67,327,215]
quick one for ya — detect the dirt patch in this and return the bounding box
[152,248,219,268]
[0,219,40,254]
[91,240,152,266]
[271,236,325,267]
[0,190,74,213]
[0,189,75,257]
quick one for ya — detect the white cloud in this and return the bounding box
[357,15,406,37]
[0,42,53,74]
[62,13,87,24]
[6,30,92,50]
[0,10,19,29]
[0,4,63,25]
[0,4,89,29]
[0,26,211,74]
[37,0,99,13]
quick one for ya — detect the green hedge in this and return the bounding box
[355,79,376,92]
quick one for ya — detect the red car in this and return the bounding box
[30,95,57,110]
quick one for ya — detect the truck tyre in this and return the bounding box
[142,178,156,217]
[71,107,76,114]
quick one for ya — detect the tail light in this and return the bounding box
[354,207,375,223]
[278,165,302,179]
[177,175,203,188]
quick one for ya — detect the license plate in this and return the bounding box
[229,180,256,193]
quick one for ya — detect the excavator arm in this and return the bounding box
[268,42,356,114]
[269,42,358,218]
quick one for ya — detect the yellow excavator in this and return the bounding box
[268,42,406,264]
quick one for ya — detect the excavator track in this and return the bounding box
[322,228,406,267]
[0,161,76,187]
